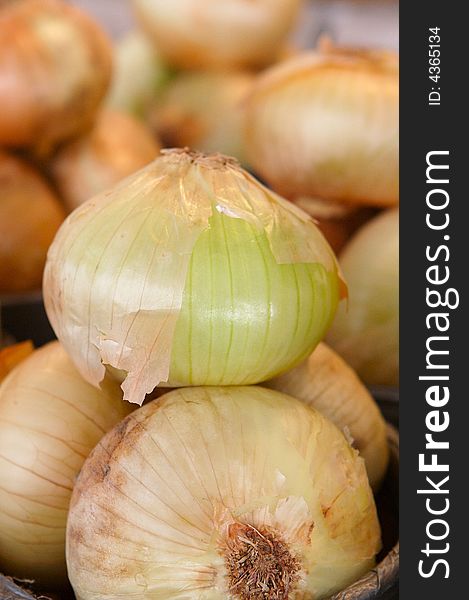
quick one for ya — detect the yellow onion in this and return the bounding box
[0,151,65,293]
[0,0,112,155]
[149,71,254,164]
[0,341,132,588]
[50,109,161,211]
[67,386,381,599]
[105,30,170,117]
[266,342,389,490]
[327,209,399,386]
[44,149,343,405]
[132,0,302,70]
[245,43,399,206]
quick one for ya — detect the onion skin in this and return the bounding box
[266,342,389,491]
[0,341,132,589]
[0,151,65,293]
[50,110,161,211]
[149,71,254,164]
[132,0,302,70]
[0,0,112,155]
[245,46,399,207]
[67,386,381,600]
[44,149,343,405]
[327,209,399,386]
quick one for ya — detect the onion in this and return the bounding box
[266,342,389,490]
[0,341,132,588]
[44,149,344,406]
[50,109,161,211]
[0,0,112,155]
[0,151,65,293]
[105,30,170,117]
[67,386,381,599]
[131,0,302,70]
[327,209,399,386]
[245,43,399,207]
[149,71,254,164]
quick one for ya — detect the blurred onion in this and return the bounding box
[132,0,302,70]
[0,340,33,383]
[245,43,399,207]
[0,341,132,588]
[0,151,65,293]
[149,71,253,164]
[327,209,399,386]
[50,109,161,211]
[0,0,112,155]
[105,30,170,118]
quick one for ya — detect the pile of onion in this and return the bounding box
[67,386,381,600]
[131,0,302,70]
[44,149,343,405]
[50,109,161,211]
[327,208,399,386]
[0,151,65,293]
[149,71,254,164]
[0,341,132,588]
[245,42,399,207]
[0,0,112,155]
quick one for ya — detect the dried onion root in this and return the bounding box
[50,110,161,211]
[0,151,65,293]
[0,0,112,156]
[66,386,381,600]
[266,342,389,490]
[245,42,399,207]
[0,342,132,588]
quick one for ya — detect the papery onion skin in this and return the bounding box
[149,71,254,165]
[66,386,381,600]
[44,149,343,405]
[105,30,170,117]
[0,341,132,589]
[0,151,65,293]
[0,0,112,155]
[132,0,302,70]
[327,209,399,386]
[266,342,389,491]
[50,109,161,211]
[245,46,399,207]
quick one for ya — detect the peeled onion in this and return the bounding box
[50,109,161,211]
[44,149,343,405]
[0,0,112,155]
[132,0,302,70]
[0,341,132,588]
[327,209,399,386]
[149,71,254,164]
[266,342,389,490]
[67,386,381,599]
[0,151,65,293]
[245,43,399,206]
